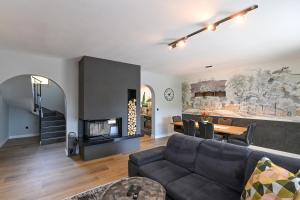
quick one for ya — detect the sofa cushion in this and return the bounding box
[129,146,165,166]
[194,140,251,193]
[164,134,203,170]
[139,160,191,186]
[242,157,300,200]
[166,173,241,200]
[245,150,300,185]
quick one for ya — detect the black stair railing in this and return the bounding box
[32,77,42,112]
[32,77,43,138]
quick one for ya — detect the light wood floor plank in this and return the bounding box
[0,135,168,200]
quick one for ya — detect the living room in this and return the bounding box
[0,1,299,200]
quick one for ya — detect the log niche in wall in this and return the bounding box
[128,89,137,136]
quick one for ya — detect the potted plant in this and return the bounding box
[201,111,209,123]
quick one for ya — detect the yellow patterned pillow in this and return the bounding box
[241,157,300,200]
[296,190,300,200]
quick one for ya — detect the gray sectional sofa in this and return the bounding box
[128,134,300,200]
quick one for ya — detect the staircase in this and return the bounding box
[40,108,66,145]
[31,76,66,145]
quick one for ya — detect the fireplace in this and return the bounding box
[84,118,122,140]
[78,56,141,160]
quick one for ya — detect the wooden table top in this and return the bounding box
[172,121,247,136]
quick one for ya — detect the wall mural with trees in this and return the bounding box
[182,67,300,122]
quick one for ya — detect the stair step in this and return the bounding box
[41,120,65,127]
[41,125,66,133]
[43,112,57,117]
[42,115,65,121]
[39,108,66,145]
[41,136,66,145]
[41,131,66,139]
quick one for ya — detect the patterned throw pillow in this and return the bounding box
[241,157,300,200]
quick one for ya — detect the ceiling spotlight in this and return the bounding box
[177,40,186,48]
[207,24,216,31]
[233,15,245,24]
[168,45,175,50]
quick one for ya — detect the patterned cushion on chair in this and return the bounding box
[241,157,300,200]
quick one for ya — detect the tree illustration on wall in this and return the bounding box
[182,82,192,111]
[182,67,300,120]
[225,67,299,117]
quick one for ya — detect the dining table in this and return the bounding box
[171,121,247,138]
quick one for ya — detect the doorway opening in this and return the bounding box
[0,74,66,148]
[140,85,155,138]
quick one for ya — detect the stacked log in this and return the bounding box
[128,99,137,136]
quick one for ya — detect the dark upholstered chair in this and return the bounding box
[217,118,232,126]
[172,116,183,133]
[201,116,213,123]
[188,120,196,136]
[198,122,222,140]
[228,123,256,146]
[172,116,182,122]
[183,120,196,136]
[197,121,206,138]
[207,117,213,123]
[183,120,189,135]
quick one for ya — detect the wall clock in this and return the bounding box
[164,88,174,101]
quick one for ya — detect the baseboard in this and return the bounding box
[0,137,8,147]
[9,133,39,139]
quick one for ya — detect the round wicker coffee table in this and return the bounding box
[101,177,166,200]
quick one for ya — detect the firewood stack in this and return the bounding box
[128,99,137,136]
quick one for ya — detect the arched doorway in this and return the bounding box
[0,74,67,147]
[141,85,155,137]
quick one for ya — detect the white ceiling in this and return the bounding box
[0,0,299,75]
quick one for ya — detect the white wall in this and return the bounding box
[0,48,78,142]
[41,79,65,114]
[141,70,182,138]
[0,48,183,143]
[0,75,33,112]
[8,106,39,138]
[0,92,9,147]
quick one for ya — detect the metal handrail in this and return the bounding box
[31,76,45,144]
[32,76,42,112]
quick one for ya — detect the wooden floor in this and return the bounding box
[0,135,168,200]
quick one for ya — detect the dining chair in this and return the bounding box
[207,117,213,123]
[183,119,189,135]
[217,118,232,126]
[172,116,182,123]
[172,116,183,133]
[227,123,257,146]
[197,121,222,140]
[201,117,213,123]
[187,120,196,136]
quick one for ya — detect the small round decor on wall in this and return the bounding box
[164,88,174,101]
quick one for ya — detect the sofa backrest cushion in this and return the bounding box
[194,140,251,193]
[244,150,300,185]
[164,134,203,170]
